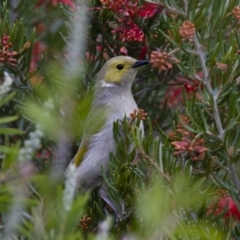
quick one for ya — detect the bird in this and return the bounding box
[67,56,149,213]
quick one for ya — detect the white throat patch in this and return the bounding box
[100,80,116,88]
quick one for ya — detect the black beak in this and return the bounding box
[131,60,149,68]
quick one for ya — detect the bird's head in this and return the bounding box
[97,56,149,88]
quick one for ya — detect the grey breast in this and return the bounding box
[75,85,140,190]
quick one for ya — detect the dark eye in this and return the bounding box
[116,64,124,70]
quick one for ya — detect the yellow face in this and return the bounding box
[100,56,137,84]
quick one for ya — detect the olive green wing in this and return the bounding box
[73,141,88,166]
[73,105,109,167]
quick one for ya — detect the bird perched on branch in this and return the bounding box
[66,56,149,213]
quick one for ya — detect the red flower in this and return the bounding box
[171,137,207,159]
[0,36,18,67]
[119,46,128,55]
[30,41,47,73]
[85,52,97,62]
[36,0,76,9]
[139,45,148,60]
[122,23,144,42]
[163,85,183,107]
[2,36,10,45]
[100,0,163,19]
[100,0,138,16]
[100,1,163,44]
[113,22,144,43]
[137,1,164,18]
[150,51,180,71]
[29,41,46,83]
[163,76,199,108]
[208,196,240,221]
[183,81,199,94]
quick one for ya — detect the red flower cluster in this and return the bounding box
[138,2,163,18]
[121,22,144,42]
[29,39,48,83]
[130,108,148,122]
[208,196,240,221]
[0,36,18,67]
[171,137,208,161]
[100,0,161,19]
[0,36,30,68]
[139,45,148,60]
[168,115,208,161]
[30,42,47,73]
[36,0,76,9]
[78,214,92,230]
[112,23,144,43]
[100,0,163,43]
[150,50,180,71]
[163,78,199,108]
[179,21,196,42]
[164,72,203,107]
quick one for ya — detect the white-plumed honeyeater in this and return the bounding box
[67,56,149,211]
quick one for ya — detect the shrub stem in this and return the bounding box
[193,34,240,191]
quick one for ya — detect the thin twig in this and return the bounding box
[185,48,198,55]
[189,132,204,148]
[229,164,240,192]
[138,148,171,182]
[168,48,180,55]
[183,0,188,13]
[193,34,224,140]
[133,81,162,96]
[164,5,187,17]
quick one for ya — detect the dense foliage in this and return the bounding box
[1,0,240,239]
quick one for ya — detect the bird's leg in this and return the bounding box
[98,186,125,220]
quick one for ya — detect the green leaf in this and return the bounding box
[0,92,16,108]
[0,128,24,135]
[0,116,19,125]
[0,145,11,153]
[158,29,179,48]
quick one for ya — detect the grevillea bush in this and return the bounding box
[1,0,240,239]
